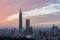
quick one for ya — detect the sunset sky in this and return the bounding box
[0,0,60,28]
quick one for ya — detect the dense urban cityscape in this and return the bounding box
[0,10,60,40]
[0,0,60,40]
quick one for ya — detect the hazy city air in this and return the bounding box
[0,0,60,40]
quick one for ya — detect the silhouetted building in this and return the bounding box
[51,25,58,37]
[26,19,30,35]
[26,19,30,29]
[19,10,23,35]
[26,19,33,38]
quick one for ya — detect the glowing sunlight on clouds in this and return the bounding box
[6,3,60,21]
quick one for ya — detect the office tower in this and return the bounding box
[26,19,33,35]
[26,19,30,29]
[29,26,32,34]
[51,25,58,34]
[19,10,22,35]
[26,19,32,38]
[26,19,30,35]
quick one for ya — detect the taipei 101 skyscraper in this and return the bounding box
[19,10,23,35]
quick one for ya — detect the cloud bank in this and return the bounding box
[6,3,60,21]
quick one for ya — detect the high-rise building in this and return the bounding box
[19,10,22,35]
[26,19,30,28]
[51,25,58,34]
[26,19,32,36]
[26,19,30,35]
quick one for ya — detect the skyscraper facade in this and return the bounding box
[19,10,22,34]
[26,19,32,35]
[26,19,30,35]
[26,19,30,29]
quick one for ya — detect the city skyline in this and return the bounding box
[0,0,60,28]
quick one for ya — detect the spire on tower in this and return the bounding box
[20,9,21,12]
[19,9,23,36]
[20,9,22,13]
